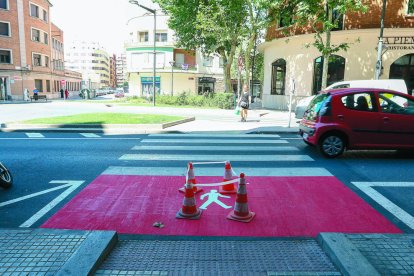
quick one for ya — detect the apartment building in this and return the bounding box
[65,41,110,90]
[109,54,116,88]
[259,0,414,110]
[116,52,127,88]
[0,0,81,100]
[125,13,224,97]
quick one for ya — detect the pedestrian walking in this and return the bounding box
[64,89,69,99]
[33,87,39,101]
[238,84,251,122]
[23,88,29,101]
[60,88,64,99]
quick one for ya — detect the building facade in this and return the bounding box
[65,41,110,90]
[259,0,414,110]
[115,52,126,88]
[0,0,81,100]
[109,54,116,88]
[125,13,224,97]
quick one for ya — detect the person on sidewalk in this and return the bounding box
[23,89,29,101]
[33,88,39,101]
[238,84,251,122]
[64,89,69,99]
[60,88,64,99]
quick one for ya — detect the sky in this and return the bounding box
[51,0,160,55]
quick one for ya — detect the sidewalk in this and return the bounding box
[0,99,300,134]
[1,228,413,275]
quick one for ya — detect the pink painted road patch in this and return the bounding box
[42,175,401,237]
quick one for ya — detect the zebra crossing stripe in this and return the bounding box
[25,133,44,138]
[119,154,313,161]
[140,139,288,144]
[103,166,330,176]
[148,134,281,138]
[80,133,100,138]
[132,145,299,151]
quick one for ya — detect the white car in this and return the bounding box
[294,79,408,119]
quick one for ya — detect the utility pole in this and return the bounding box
[375,0,387,79]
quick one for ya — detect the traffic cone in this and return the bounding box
[219,161,237,194]
[179,162,203,193]
[227,173,255,223]
[176,179,202,220]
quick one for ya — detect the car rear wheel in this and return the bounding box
[319,134,345,158]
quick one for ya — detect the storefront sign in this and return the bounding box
[199,77,216,83]
[383,36,414,45]
[141,77,160,84]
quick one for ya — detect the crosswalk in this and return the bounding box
[110,133,332,177]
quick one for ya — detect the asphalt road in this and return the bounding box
[1,131,413,233]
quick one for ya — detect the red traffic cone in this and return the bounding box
[219,161,237,194]
[227,173,255,223]
[176,179,202,220]
[179,162,203,193]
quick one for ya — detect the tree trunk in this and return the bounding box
[321,6,332,90]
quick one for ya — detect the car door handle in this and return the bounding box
[337,115,344,120]
[383,117,390,122]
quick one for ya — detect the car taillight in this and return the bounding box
[319,99,332,117]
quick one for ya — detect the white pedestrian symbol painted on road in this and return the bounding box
[199,190,232,210]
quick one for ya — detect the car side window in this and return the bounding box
[379,93,414,115]
[332,84,350,89]
[341,93,374,111]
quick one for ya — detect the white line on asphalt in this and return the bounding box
[25,133,44,138]
[0,138,142,140]
[148,134,281,138]
[131,145,299,151]
[80,133,101,138]
[119,154,313,161]
[19,180,84,228]
[140,139,288,144]
[352,182,414,230]
[103,166,331,176]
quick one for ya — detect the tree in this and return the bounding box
[269,0,366,89]
[155,0,247,93]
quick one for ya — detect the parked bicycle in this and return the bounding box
[0,162,12,189]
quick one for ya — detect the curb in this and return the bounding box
[0,117,195,134]
[317,233,380,276]
[57,230,118,276]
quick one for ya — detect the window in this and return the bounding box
[379,93,414,115]
[139,32,148,42]
[219,57,224,68]
[0,49,11,63]
[44,32,48,44]
[390,54,414,95]
[203,56,213,67]
[43,9,48,22]
[46,80,50,92]
[0,22,10,36]
[271,59,286,95]
[408,0,414,15]
[155,33,168,42]
[0,0,8,10]
[341,93,374,111]
[312,55,345,94]
[44,56,49,67]
[34,79,43,92]
[332,9,344,31]
[33,53,41,66]
[30,3,39,18]
[175,53,184,66]
[32,28,40,42]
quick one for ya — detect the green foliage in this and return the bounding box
[145,92,233,109]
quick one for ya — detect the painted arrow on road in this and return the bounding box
[0,180,84,228]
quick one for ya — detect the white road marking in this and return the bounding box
[353,182,414,230]
[131,145,299,151]
[149,134,281,138]
[103,166,330,176]
[120,154,313,161]
[25,133,44,138]
[141,139,288,144]
[19,180,84,228]
[0,138,142,140]
[80,133,100,138]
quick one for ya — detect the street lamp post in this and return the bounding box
[169,61,175,96]
[129,0,156,106]
[375,0,387,80]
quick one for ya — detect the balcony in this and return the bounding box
[124,40,175,49]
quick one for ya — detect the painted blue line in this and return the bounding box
[119,154,313,161]
[141,139,288,144]
[132,145,299,151]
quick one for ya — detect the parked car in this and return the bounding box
[114,91,125,98]
[295,79,408,119]
[299,88,414,158]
